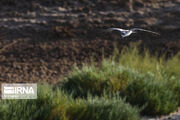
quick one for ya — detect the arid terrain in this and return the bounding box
[0,0,179,83]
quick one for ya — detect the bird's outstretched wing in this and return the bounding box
[130,28,160,35]
[106,28,125,32]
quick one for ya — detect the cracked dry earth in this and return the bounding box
[0,0,179,119]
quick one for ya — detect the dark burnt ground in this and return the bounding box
[0,0,179,83]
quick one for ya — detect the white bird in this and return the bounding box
[106,27,160,38]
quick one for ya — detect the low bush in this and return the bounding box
[0,84,140,120]
[125,77,178,115]
[49,95,140,120]
[61,45,180,115]
[61,60,135,98]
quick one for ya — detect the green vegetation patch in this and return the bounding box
[50,95,140,120]
[61,45,180,115]
[0,84,55,120]
[0,84,140,120]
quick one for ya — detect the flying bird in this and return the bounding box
[106,27,160,38]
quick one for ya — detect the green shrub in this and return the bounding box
[50,95,140,120]
[61,60,138,98]
[164,75,180,105]
[124,76,178,115]
[0,84,55,120]
[0,84,140,120]
[118,44,180,78]
[173,83,180,105]
[61,45,180,115]
[165,52,180,77]
[61,61,179,115]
